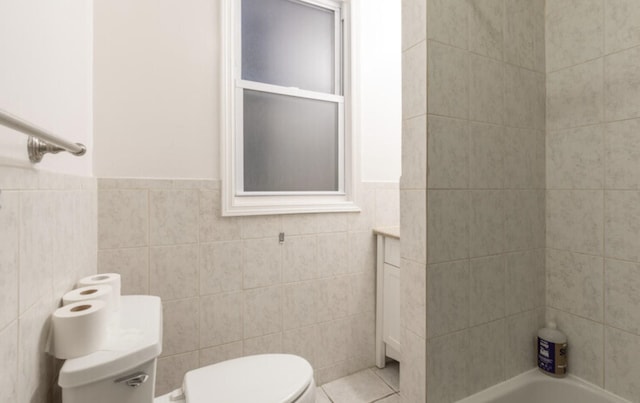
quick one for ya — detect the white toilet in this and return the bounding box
[58,295,316,403]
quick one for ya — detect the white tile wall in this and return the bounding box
[97,178,397,395]
[0,168,97,403]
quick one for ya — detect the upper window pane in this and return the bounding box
[241,0,336,94]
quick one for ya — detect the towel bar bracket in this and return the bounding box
[27,136,87,163]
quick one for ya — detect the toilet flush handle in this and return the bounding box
[114,371,149,388]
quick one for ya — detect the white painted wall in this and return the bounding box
[93,0,401,181]
[0,0,93,176]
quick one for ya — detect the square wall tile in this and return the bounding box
[200,292,243,347]
[0,322,17,402]
[428,260,469,338]
[605,43,640,122]
[315,319,350,368]
[548,308,604,387]
[375,188,400,228]
[348,231,376,273]
[505,250,545,315]
[402,0,426,51]
[427,331,469,402]
[317,233,349,278]
[469,191,505,258]
[401,115,427,190]
[149,189,198,246]
[468,0,503,60]
[504,0,545,72]
[401,259,427,338]
[427,190,469,264]
[282,235,317,283]
[605,327,640,402]
[428,41,469,119]
[605,0,640,53]
[547,125,604,189]
[547,59,604,131]
[402,41,427,120]
[316,276,350,322]
[149,244,198,300]
[283,325,318,368]
[199,341,243,367]
[348,271,376,315]
[281,214,318,235]
[240,215,281,240]
[606,118,640,189]
[545,0,603,72]
[427,116,469,189]
[400,328,426,402]
[504,65,545,130]
[427,0,468,49]
[400,190,427,264]
[504,190,545,252]
[98,247,149,295]
[0,192,19,330]
[162,298,199,356]
[547,249,603,321]
[469,123,504,189]
[470,256,505,326]
[605,191,640,261]
[244,333,283,356]
[605,259,640,334]
[469,54,504,125]
[504,128,545,189]
[244,286,282,339]
[468,320,506,394]
[505,309,544,378]
[547,190,604,255]
[156,351,199,396]
[283,281,317,330]
[98,189,148,249]
[199,190,241,242]
[199,241,243,295]
[243,238,281,289]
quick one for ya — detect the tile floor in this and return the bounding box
[317,361,400,403]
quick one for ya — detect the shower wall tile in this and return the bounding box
[468,0,503,60]
[504,190,545,252]
[606,118,640,189]
[604,0,640,53]
[402,41,427,119]
[469,54,504,125]
[149,189,198,245]
[548,308,604,387]
[545,0,603,72]
[469,190,505,257]
[605,190,640,262]
[427,0,468,49]
[504,66,545,130]
[399,328,426,403]
[605,259,640,334]
[505,250,545,315]
[427,330,469,403]
[605,327,640,402]
[98,189,148,248]
[468,320,506,394]
[547,59,604,131]
[427,260,469,338]
[546,249,603,321]
[402,0,426,51]
[605,46,640,122]
[504,128,545,189]
[98,247,149,295]
[505,308,544,378]
[400,190,427,264]
[0,321,18,402]
[469,123,504,189]
[428,41,469,119]
[401,259,426,338]
[427,116,468,189]
[427,190,469,264]
[470,255,505,326]
[401,115,427,190]
[547,190,603,255]
[547,125,604,189]
[504,0,545,72]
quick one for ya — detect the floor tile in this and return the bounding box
[373,361,400,392]
[316,387,332,403]
[375,394,400,403]
[323,369,394,403]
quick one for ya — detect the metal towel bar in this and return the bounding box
[0,108,87,163]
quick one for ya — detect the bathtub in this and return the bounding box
[457,369,630,403]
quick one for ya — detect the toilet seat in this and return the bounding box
[183,354,314,403]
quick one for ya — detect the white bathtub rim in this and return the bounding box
[456,369,631,403]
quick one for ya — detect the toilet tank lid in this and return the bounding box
[184,354,313,403]
[58,295,163,388]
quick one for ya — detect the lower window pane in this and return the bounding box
[243,90,339,192]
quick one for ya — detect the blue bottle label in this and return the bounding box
[538,337,567,375]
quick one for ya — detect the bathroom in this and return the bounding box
[2,0,640,402]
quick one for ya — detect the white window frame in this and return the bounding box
[221,0,360,216]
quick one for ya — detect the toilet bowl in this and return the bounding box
[58,295,315,403]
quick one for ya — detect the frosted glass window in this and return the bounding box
[242,0,336,94]
[243,90,339,192]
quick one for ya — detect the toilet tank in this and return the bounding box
[58,295,163,403]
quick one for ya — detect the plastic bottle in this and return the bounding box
[537,321,567,377]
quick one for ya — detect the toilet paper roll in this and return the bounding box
[62,285,114,312]
[52,300,109,359]
[78,273,121,311]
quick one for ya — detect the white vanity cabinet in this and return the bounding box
[374,227,401,368]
